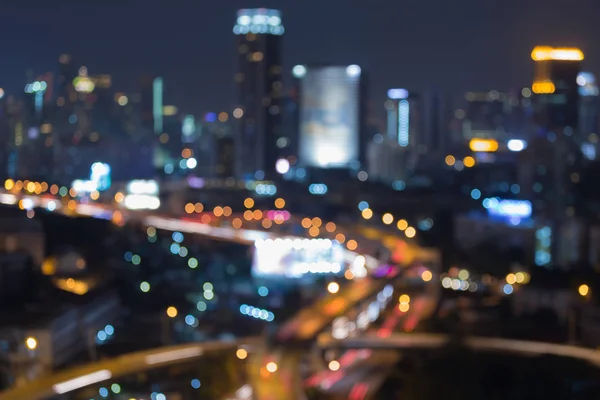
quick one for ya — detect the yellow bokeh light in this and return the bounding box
[67,200,77,211]
[515,272,525,283]
[445,155,456,166]
[195,203,204,213]
[253,210,263,220]
[243,210,253,221]
[399,302,410,312]
[262,218,272,229]
[26,182,36,193]
[325,222,336,232]
[382,213,394,225]
[218,112,229,122]
[312,217,322,228]
[69,188,77,197]
[421,270,433,282]
[344,269,354,280]
[531,46,584,61]
[213,206,224,217]
[463,156,476,168]
[25,337,37,350]
[335,233,346,243]
[346,239,358,251]
[166,306,178,318]
[232,218,242,229]
[469,138,498,152]
[4,179,14,190]
[405,226,416,238]
[184,203,195,214]
[578,284,590,297]
[301,218,312,229]
[397,219,408,231]
[506,273,516,285]
[309,226,320,237]
[532,80,556,94]
[236,348,248,359]
[90,190,99,200]
[274,198,285,209]
[244,198,255,209]
[362,208,373,220]
[399,294,410,304]
[50,184,59,195]
[222,206,232,217]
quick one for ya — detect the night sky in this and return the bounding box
[1,0,598,115]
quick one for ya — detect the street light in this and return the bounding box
[25,337,37,350]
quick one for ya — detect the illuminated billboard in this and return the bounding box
[298,66,361,168]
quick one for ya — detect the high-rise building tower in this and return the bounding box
[531,46,583,134]
[296,65,364,169]
[385,89,422,150]
[233,8,284,179]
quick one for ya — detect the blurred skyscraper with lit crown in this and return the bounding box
[233,9,284,179]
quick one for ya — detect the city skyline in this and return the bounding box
[0,0,598,115]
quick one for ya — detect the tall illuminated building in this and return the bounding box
[296,65,364,169]
[531,46,583,133]
[140,75,163,136]
[577,72,600,160]
[385,89,422,150]
[233,8,284,178]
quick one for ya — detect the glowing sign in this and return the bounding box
[532,81,556,94]
[469,138,498,152]
[127,180,159,195]
[507,139,527,152]
[182,115,195,142]
[487,199,532,219]
[387,88,408,100]
[531,46,584,61]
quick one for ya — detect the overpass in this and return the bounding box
[0,338,260,400]
[318,333,600,368]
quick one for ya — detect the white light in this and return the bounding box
[275,158,290,174]
[507,139,527,152]
[186,158,197,169]
[237,15,251,25]
[387,88,408,99]
[123,194,160,210]
[53,370,112,394]
[145,347,203,365]
[292,65,307,78]
[127,180,159,195]
[346,64,361,77]
[72,180,97,193]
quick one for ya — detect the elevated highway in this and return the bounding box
[0,338,260,400]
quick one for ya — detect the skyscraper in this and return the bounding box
[233,8,284,179]
[385,89,421,150]
[531,46,583,134]
[296,65,364,169]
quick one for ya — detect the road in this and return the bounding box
[0,338,259,400]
